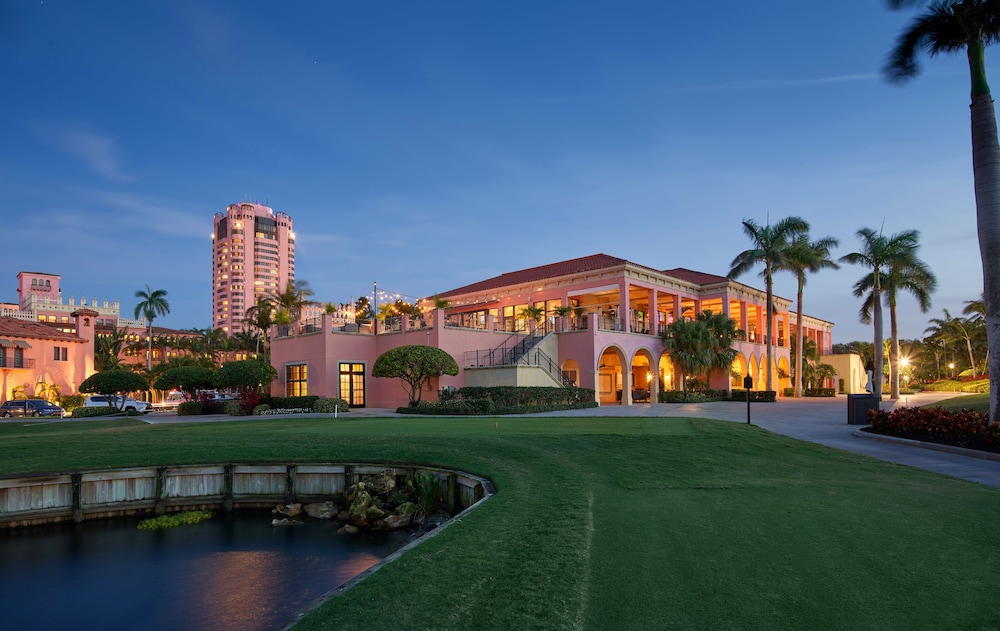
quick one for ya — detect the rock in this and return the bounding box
[303,500,337,519]
[365,470,396,494]
[335,509,351,522]
[271,517,303,527]
[383,513,412,529]
[272,503,302,518]
[396,501,418,516]
[338,524,359,534]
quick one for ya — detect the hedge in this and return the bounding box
[71,405,116,418]
[804,388,836,397]
[270,396,319,410]
[447,386,595,407]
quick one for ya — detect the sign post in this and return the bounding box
[743,375,753,425]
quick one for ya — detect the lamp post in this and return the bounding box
[949,362,955,379]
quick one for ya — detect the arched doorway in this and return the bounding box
[731,353,747,389]
[630,350,654,403]
[561,359,580,387]
[658,353,675,394]
[598,347,626,405]
[777,356,791,395]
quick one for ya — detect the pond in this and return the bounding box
[0,510,410,630]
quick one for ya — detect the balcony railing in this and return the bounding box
[0,357,35,369]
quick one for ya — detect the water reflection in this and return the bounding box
[0,511,407,631]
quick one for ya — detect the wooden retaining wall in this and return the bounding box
[0,463,493,529]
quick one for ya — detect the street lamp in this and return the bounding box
[949,362,956,379]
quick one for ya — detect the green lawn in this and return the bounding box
[2,415,999,630]
[934,393,989,413]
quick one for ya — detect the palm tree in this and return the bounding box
[660,317,712,394]
[776,234,839,397]
[887,0,1000,419]
[272,279,317,323]
[134,284,170,371]
[95,326,129,371]
[841,228,926,399]
[926,308,980,377]
[243,297,275,355]
[728,216,809,392]
[854,237,936,399]
[698,310,741,387]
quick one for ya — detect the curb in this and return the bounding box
[852,429,1000,463]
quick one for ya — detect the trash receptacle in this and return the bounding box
[847,394,880,425]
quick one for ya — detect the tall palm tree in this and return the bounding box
[134,284,170,371]
[728,216,809,392]
[854,237,936,399]
[840,228,922,399]
[887,0,1000,419]
[776,234,839,397]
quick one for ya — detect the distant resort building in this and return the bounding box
[269,253,838,409]
[212,202,295,335]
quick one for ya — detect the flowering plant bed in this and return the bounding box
[866,406,1000,454]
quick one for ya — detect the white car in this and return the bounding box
[83,395,152,414]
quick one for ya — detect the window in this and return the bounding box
[286,364,307,397]
[339,363,365,407]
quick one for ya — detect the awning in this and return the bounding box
[12,340,31,349]
[0,339,12,347]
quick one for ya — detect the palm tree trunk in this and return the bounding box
[971,87,1000,421]
[795,281,804,397]
[889,303,900,399]
[147,322,153,371]
[765,275,774,392]
[873,287,884,400]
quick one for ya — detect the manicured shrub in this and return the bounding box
[804,388,836,397]
[729,390,777,402]
[252,404,272,415]
[659,391,707,403]
[783,387,795,397]
[72,405,116,418]
[313,397,350,413]
[177,401,204,416]
[225,401,243,416]
[59,394,85,414]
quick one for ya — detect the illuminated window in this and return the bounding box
[286,364,307,397]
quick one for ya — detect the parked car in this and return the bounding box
[0,399,65,418]
[82,395,152,414]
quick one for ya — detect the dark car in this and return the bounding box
[0,399,65,418]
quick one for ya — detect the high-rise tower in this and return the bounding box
[212,202,295,334]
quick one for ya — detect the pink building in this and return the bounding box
[5,272,145,336]
[212,203,295,335]
[0,309,97,403]
[270,254,835,408]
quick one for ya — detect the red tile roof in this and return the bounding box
[437,254,630,297]
[0,317,82,342]
[661,268,730,286]
[438,254,731,298]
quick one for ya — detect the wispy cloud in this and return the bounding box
[54,129,132,182]
[679,73,881,93]
[83,190,207,238]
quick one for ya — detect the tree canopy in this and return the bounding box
[372,345,459,407]
[79,370,150,411]
[153,366,216,397]
[213,359,277,392]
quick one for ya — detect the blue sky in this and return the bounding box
[0,0,989,343]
